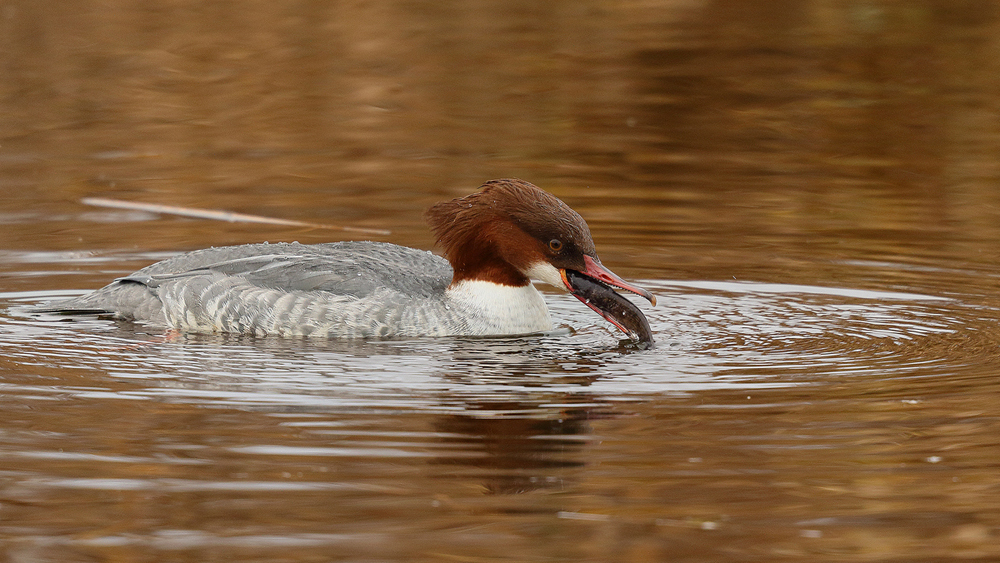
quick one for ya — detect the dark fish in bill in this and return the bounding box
[563,268,654,347]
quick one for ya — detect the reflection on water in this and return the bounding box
[5,272,1000,560]
[4,0,1000,561]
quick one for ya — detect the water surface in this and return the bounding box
[4,1,1000,561]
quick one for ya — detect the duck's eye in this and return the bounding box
[548,239,563,252]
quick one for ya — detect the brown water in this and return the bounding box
[4,1,1000,561]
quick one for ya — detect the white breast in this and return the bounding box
[445,280,553,336]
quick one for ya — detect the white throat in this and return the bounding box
[525,262,565,289]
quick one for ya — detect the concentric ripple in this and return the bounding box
[4,277,997,406]
[627,279,1000,382]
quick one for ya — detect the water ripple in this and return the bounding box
[3,279,998,411]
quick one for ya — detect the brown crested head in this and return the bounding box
[425,178,597,286]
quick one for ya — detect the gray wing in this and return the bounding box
[34,241,452,325]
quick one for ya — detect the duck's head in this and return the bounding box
[426,178,655,344]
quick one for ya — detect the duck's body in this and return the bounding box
[40,179,654,343]
[58,241,551,338]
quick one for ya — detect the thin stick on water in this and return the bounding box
[81,197,392,236]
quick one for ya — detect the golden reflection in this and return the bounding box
[4,1,1000,561]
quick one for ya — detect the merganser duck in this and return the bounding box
[39,179,656,344]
